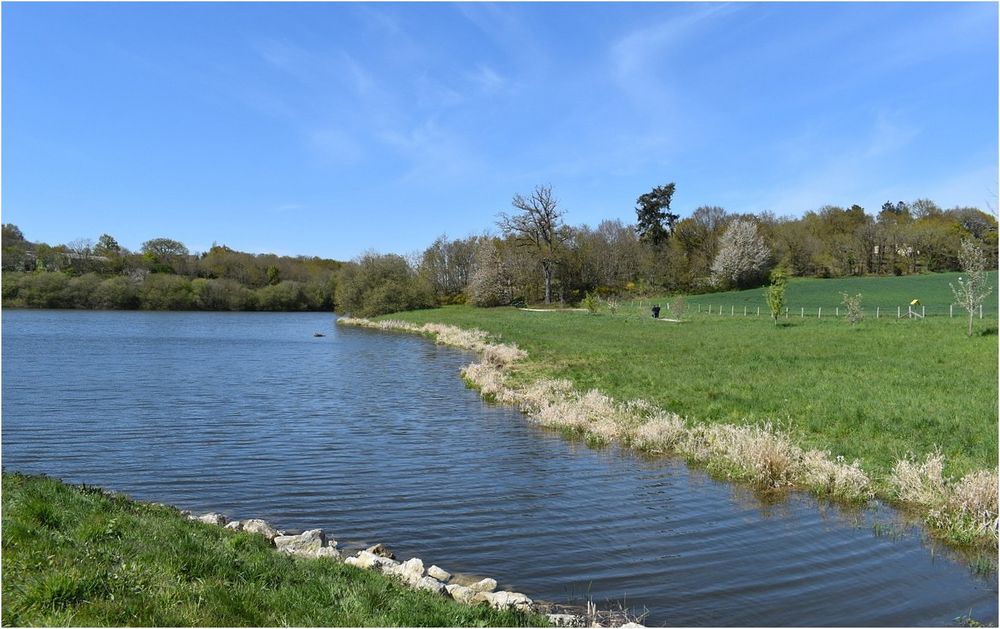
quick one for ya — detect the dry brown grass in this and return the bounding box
[891,453,999,543]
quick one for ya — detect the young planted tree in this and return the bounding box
[765,267,788,326]
[498,185,568,304]
[950,238,992,336]
[841,292,864,325]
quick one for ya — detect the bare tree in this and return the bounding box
[710,218,771,289]
[498,184,569,304]
[950,238,992,336]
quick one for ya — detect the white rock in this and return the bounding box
[351,550,398,570]
[427,565,451,582]
[400,557,424,580]
[274,529,327,557]
[468,577,498,593]
[415,576,448,595]
[240,518,281,541]
[224,521,242,530]
[487,590,533,612]
[620,623,645,628]
[316,546,342,560]
[546,613,583,627]
[445,584,477,604]
[196,512,228,526]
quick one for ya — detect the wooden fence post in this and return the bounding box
[757,306,760,316]
[744,306,747,317]
[801,307,804,318]
[922,306,925,318]
[731,305,734,316]
[877,306,880,319]
[980,304,984,319]
[818,307,822,319]
[836,306,839,317]
[897,306,900,319]
[950,304,953,318]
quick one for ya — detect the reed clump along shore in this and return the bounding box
[337,315,998,549]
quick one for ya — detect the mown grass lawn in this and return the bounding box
[1,472,548,627]
[388,285,997,483]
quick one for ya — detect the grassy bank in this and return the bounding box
[1,472,546,627]
[349,279,997,546]
[385,305,996,480]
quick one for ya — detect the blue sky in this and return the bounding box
[2,2,997,260]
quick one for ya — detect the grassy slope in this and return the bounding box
[388,281,997,482]
[1,472,546,627]
[673,271,999,314]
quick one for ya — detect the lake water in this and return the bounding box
[2,310,996,626]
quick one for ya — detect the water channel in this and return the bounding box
[2,310,995,626]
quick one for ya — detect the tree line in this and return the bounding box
[333,184,998,316]
[3,184,996,315]
[2,226,340,311]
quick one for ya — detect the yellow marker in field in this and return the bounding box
[910,299,921,306]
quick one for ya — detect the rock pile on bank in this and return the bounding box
[185,510,643,627]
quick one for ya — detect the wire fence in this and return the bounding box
[642,302,995,320]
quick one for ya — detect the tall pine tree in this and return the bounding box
[635,183,678,247]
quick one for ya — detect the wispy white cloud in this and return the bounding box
[377,119,483,184]
[468,64,506,94]
[863,110,921,159]
[609,4,733,105]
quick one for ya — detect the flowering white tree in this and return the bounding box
[711,219,771,289]
[467,239,515,307]
[950,238,992,337]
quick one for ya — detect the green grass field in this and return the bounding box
[388,278,997,484]
[1,472,546,627]
[662,272,998,317]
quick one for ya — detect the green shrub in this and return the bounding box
[335,253,435,317]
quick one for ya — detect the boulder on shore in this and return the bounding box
[274,529,330,557]
[468,577,498,593]
[415,576,448,595]
[473,590,533,612]
[241,518,282,541]
[427,565,451,582]
[366,543,396,559]
[399,557,425,581]
[316,546,342,560]
[194,512,228,526]
[445,584,478,604]
[347,550,398,570]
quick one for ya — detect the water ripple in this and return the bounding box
[2,310,995,627]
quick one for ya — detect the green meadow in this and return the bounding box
[388,275,998,483]
[1,472,546,627]
[673,271,999,316]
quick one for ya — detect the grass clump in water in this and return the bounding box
[1,472,548,627]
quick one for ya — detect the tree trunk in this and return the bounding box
[543,262,552,304]
[968,311,974,337]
